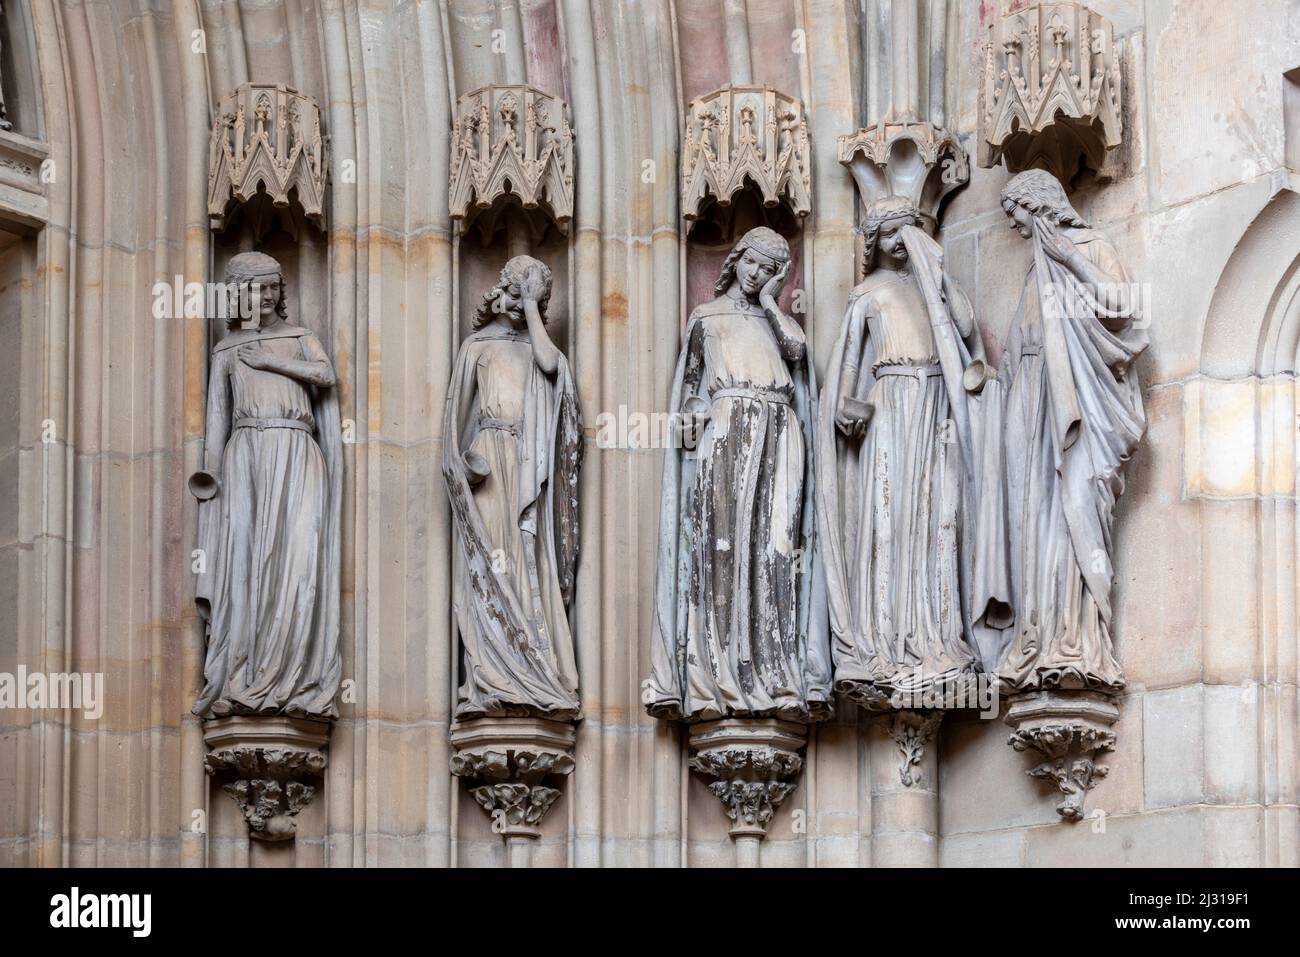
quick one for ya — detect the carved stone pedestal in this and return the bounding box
[687,719,806,865]
[449,717,576,866]
[202,716,330,842]
[1006,690,1119,822]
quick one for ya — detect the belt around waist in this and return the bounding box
[874,363,942,379]
[479,417,521,435]
[710,386,793,406]
[234,417,313,432]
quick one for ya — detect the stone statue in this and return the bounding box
[192,252,343,719]
[993,169,1147,692]
[442,255,583,720]
[646,226,831,722]
[816,197,1010,708]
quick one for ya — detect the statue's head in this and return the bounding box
[476,255,552,329]
[1000,169,1088,238]
[225,251,286,327]
[858,197,921,273]
[716,226,791,298]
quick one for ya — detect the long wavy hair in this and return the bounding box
[714,226,791,297]
[1000,169,1088,228]
[474,255,552,329]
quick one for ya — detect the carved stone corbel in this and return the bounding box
[978,2,1123,182]
[449,717,576,863]
[449,84,575,241]
[1005,690,1119,821]
[687,719,806,858]
[207,83,328,237]
[681,85,811,234]
[883,710,944,788]
[202,716,329,842]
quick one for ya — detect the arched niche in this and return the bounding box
[1200,188,1300,378]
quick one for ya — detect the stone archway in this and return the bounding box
[1187,185,1300,867]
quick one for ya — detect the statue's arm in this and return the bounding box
[837,295,871,399]
[450,345,479,454]
[243,336,337,387]
[524,299,561,375]
[680,315,706,397]
[762,295,806,364]
[1056,230,1136,323]
[944,274,986,362]
[203,350,232,475]
[757,262,805,363]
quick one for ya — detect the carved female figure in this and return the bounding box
[646,227,831,722]
[816,198,1009,708]
[994,169,1147,692]
[442,256,583,719]
[192,252,343,719]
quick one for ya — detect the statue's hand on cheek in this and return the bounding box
[760,262,790,313]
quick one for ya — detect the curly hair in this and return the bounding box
[1000,169,1088,228]
[714,226,791,297]
[474,255,552,329]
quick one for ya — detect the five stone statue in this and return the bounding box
[192,252,343,720]
[190,178,1142,820]
[442,255,583,720]
[816,198,1010,708]
[992,169,1147,693]
[646,227,832,722]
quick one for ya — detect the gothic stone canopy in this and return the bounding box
[449,84,576,238]
[207,82,328,234]
[681,85,812,226]
[978,2,1123,181]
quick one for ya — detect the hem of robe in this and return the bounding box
[645,695,833,724]
[454,698,583,722]
[996,662,1125,695]
[197,696,337,721]
[835,665,976,710]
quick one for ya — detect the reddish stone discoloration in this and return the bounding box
[522,1,566,104]
[602,290,628,327]
[677,0,732,102]
[746,0,801,93]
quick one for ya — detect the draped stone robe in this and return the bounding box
[646,296,831,722]
[816,227,1009,707]
[995,227,1147,692]
[442,328,583,720]
[193,326,343,719]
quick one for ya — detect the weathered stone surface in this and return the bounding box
[1,0,1296,871]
